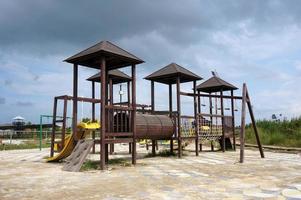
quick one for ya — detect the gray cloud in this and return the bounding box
[15,101,34,107]
[4,79,12,86]
[0,97,5,104]
[0,0,301,122]
[0,0,301,57]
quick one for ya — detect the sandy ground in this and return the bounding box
[0,144,301,200]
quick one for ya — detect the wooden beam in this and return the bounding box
[180,91,243,100]
[246,87,265,158]
[56,95,101,103]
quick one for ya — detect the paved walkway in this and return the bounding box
[0,144,301,199]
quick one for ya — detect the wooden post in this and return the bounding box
[231,90,236,151]
[127,81,131,153]
[209,93,214,151]
[61,96,67,151]
[131,64,137,165]
[240,83,247,163]
[50,97,57,157]
[176,77,182,158]
[169,84,173,153]
[92,81,96,153]
[246,87,264,158]
[100,58,106,170]
[193,81,199,156]
[105,71,109,164]
[127,81,130,105]
[151,81,154,113]
[198,90,202,151]
[151,80,156,155]
[198,91,201,113]
[72,64,78,141]
[152,140,156,156]
[220,89,225,152]
[109,78,114,155]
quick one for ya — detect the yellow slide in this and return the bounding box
[54,134,71,152]
[47,122,100,162]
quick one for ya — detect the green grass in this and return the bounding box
[81,158,132,171]
[81,160,99,171]
[245,117,301,147]
[0,142,50,151]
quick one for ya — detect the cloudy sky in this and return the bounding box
[0,0,301,124]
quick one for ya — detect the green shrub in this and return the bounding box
[245,117,301,147]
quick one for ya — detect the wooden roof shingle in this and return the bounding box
[87,69,131,84]
[144,63,202,84]
[196,75,238,93]
[65,40,144,70]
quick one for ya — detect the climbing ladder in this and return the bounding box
[50,96,68,157]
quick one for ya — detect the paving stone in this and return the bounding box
[282,189,301,198]
[1,144,301,199]
[243,188,277,198]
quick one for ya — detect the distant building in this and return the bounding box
[12,116,26,131]
[0,116,53,131]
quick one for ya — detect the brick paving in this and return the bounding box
[0,144,301,199]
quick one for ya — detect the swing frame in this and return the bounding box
[180,83,264,163]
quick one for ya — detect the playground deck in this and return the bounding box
[0,145,301,199]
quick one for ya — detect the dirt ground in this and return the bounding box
[0,144,301,200]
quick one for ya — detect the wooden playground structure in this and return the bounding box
[48,40,264,170]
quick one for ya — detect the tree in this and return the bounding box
[81,118,91,123]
